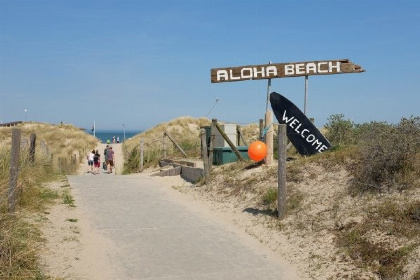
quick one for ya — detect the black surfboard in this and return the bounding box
[270,92,331,156]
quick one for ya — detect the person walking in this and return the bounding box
[87,150,95,173]
[103,145,109,171]
[107,146,115,174]
[93,150,101,174]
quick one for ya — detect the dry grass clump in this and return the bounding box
[123,116,210,172]
[123,116,264,173]
[0,122,98,166]
[162,115,419,279]
[0,214,45,279]
[193,154,420,279]
[0,122,98,278]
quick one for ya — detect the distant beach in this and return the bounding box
[87,130,142,143]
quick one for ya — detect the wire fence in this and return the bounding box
[0,129,80,213]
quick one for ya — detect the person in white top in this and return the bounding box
[87,150,95,173]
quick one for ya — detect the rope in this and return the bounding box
[261,122,273,138]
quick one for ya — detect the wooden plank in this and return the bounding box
[211,59,364,83]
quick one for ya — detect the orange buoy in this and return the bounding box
[248,140,267,161]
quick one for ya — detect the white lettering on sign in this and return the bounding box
[282,110,329,153]
[284,61,341,76]
[216,65,277,81]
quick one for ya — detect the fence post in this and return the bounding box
[58,157,62,174]
[208,124,214,171]
[237,125,248,146]
[201,129,209,182]
[29,133,36,165]
[9,128,21,213]
[163,134,167,159]
[73,154,77,172]
[140,140,144,172]
[278,124,287,219]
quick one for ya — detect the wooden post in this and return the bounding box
[236,125,241,146]
[73,154,77,171]
[140,140,144,172]
[264,110,273,165]
[9,128,21,213]
[29,133,36,165]
[259,119,264,140]
[236,125,248,146]
[212,119,244,161]
[278,124,287,219]
[200,129,209,182]
[164,131,187,158]
[163,134,166,159]
[208,124,214,170]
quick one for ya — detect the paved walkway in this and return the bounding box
[67,171,299,280]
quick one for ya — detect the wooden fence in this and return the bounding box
[0,128,81,213]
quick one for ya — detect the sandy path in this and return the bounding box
[40,142,125,279]
[40,145,301,279]
[78,143,125,175]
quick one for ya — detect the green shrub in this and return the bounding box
[350,116,420,194]
[324,114,355,146]
[262,187,277,205]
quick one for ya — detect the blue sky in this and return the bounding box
[1,0,419,131]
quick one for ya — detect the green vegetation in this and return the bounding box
[0,122,97,279]
[185,114,419,279]
[319,115,420,279]
[123,117,211,173]
[1,115,419,279]
[62,189,76,207]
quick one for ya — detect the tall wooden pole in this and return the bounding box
[265,61,272,111]
[304,75,308,115]
[264,110,273,164]
[278,124,287,219]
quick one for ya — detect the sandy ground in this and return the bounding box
[39,143,125,279]
[39,144,301,279]
[39,143,420,279]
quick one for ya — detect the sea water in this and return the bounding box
[87,130,142,143]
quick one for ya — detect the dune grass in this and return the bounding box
[0,122,98,278]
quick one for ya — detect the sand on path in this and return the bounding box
[40,143,301,279]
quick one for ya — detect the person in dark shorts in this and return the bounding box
[93,150,101,174]
[107,146,115,173]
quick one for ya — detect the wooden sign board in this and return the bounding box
[211,59,364,83]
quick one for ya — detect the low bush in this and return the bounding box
[324,114,355,146]
[350,116,420,194]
